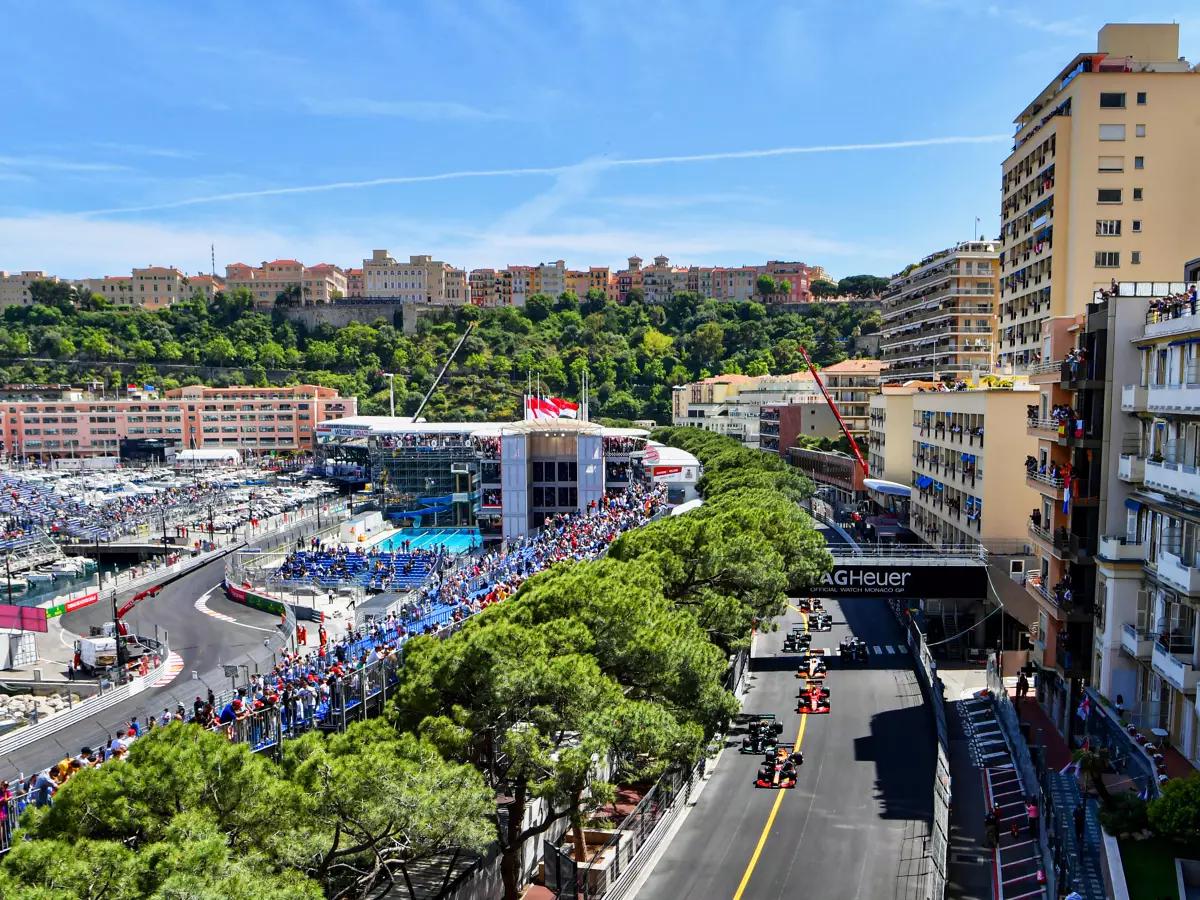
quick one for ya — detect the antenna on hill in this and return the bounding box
[211,244,215,278]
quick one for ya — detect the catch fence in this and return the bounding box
[892,597,947,900]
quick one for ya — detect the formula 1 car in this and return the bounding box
[797,598,824,614]
[782,625,812,653]
[795,649,827,680]
[839,636,869,663]
[808,612,833,632]
[740,713,785,753]
[755,743,803,788]
[797,679,831,714]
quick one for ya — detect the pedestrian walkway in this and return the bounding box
[983,765,1043,900]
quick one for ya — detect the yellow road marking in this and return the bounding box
[731,713,809,900]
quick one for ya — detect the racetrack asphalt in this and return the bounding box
[635,593,936,900]
[0,539,295,782]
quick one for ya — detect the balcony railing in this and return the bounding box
[1144,458,1200,502]
[1147,381,1200,415]
[1026,358,1065,377]
[1025,470,1065,489]
[1118,454,1145,483]
[1122,384,1148,411]
[1157,549,1200,595]
[1026,417,1059,437]
[1152,638,1200,694]
[1028,520,1067,556]
[1121,623,1156,660]
[1099,534,1147,562]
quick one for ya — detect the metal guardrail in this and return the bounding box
[827,543,987,560]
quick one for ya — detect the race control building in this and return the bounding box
[315,417,698,541]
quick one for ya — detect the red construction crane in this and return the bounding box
[796,345,870,479]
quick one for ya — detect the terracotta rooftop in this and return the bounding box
[821,359,886,373]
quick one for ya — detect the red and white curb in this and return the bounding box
[148,651,185,687]
[195,592,237,623]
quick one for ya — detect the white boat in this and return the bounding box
[49,558,87,576]
[2,576,29,592]
[27,569,56,583]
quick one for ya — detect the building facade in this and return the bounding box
[758,400,841,455]
[820,359,886,438]
[672,372,842,447]
[911,387,1037,548]
[2,385,354,461]
[868,386,918,484]
[0,271,58,309]
[226,260,347,310]
[879,242,999,383]
[997,24,1200,372]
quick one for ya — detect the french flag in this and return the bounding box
[547,397,579,419]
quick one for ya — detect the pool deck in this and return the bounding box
[330,526,480,554]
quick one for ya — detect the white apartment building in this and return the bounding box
[362,251,467,305]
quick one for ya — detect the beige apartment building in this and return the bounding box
[362,251,466,306]
[998,23,1200,372]
[642,256,690,305]
[879,242,998,383]
[87,275,134,303]
[821,359,885,438]
[868,386,919,484]
[0,271,60,309]
[226,259,348,310]
[910,387,1037,548]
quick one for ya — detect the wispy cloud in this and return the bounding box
[0,155,130,173]
[597,192,774,211]
[94,142,197,160]
[80,134,1009,216]
[304,97,507,121]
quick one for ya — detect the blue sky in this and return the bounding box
[2,0,1197,281]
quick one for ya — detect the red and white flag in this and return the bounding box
[525,397,560,420]
[547,397,579,419]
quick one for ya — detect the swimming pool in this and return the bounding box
[377,527,481,556]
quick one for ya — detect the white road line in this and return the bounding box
[873,645,883,654]
[885,645,896,654]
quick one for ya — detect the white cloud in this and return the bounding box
[0,155,130,173]
[303,97,507,121]
[79,134,1010,216]
[94,143,198,160]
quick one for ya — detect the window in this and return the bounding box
[1133,188,1143,201]
[1098,188,1123,204]
[1099,124,1127,141]
[1135,156,1144,169]
[1095,251,1120,268]
[1137,91,1147,105]
[1132,220,1142,233]
[1098,156,1124,172]
[1099,92,1126,108]
[1132,251,1142,265]
[1136,124,1146,137]
[1096,220,1122,236]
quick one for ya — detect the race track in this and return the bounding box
[636,592,936,900]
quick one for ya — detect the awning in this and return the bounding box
[863,478,911,497]
[1168,337,1200,347]
[1125,498,1141,511]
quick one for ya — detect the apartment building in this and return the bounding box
[1091,279,1200,760]
[3,385,354,460]
[910,387,1036,548]
[530,260,566,298]
[672,372,839,447]
[998,23,1200,372]
[130,266,188,310]
[361,250,425,304]
[188,274,225,302]
[86,275,134,303]
[879,241,998,383]
[617,257,643,303]
[821,359,886,438]
[641,255,690,304]
[709,266,760,303]
[763,261,815,304]
[868,385,920,484]
[758,399,841,455]
[469,269,499,307]
[346,268,364,298]
[0,271,59,309]
[226,259,348,310]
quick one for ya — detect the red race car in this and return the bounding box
[797,679,831,714]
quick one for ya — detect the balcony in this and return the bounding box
[1144,458,1200,502]
[1098,534,1147,563]
[1025,571,1055,607]
[1121,384,1148,412]
[1156,550,1200,596]
[1025,470,1065,499]
[1118,454,1145,483]
[1152,639,1200,694]
[1121,623,1155,660]
[1028,520,1067,555]
[1027,417,1060,439]
[1147,382,1200,415]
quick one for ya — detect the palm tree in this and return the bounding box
[275,284,301,307]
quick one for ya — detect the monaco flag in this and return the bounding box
[525,397,560,420]
[547,397,579,418]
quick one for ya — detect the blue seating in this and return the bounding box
[273,550,436,593]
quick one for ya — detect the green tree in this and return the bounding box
[756,274,778,300]
[1149,774,1200,852]
[524,293,555,322]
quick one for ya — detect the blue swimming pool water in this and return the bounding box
[377,527,481,555]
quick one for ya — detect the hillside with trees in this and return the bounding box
[3,281,882,424]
